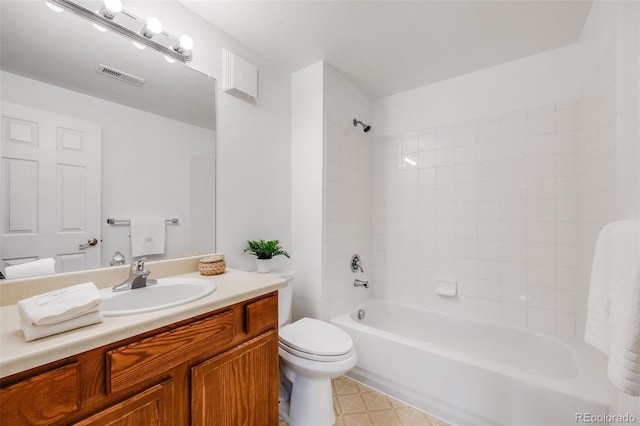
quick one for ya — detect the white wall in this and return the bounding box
[127,1,292,271]
[373,44,578,137]
[1,71,215,266]
[291,62,324,319]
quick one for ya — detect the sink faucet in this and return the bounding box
[112,258,157,292]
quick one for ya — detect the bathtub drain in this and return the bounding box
[357,309,365,320]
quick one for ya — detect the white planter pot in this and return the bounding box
[256,258,273,273]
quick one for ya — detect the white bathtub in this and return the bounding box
[331,299,610,426]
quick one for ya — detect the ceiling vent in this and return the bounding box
[222,49,258,105]
[96,64,145,87]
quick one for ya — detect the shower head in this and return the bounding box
[353,119,371,133]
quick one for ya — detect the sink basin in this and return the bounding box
[100,277,217,316]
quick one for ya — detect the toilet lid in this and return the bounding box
[279,317,353,356]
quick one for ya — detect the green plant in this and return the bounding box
[243,240,290,260]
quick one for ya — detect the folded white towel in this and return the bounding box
[17,282,102,326]
[21,310,103,342]
[4,258,55,279]
[585,220,640,396]
[130,217,165,257]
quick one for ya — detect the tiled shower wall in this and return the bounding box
[324,114,372,318]
[370,101,580,335]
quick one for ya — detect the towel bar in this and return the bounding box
[107,218,179,225]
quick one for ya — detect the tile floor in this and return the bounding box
[279,376,449,426]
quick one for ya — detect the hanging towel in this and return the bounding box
[21,310,103,342]
[585,220,640,396]
[130,217,165,257]
[17,282,102,326]
[4,258,55,279]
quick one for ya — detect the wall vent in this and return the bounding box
[222,49,258,105]
[96,64,145,87]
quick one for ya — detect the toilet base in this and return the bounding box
[280,375,335,426]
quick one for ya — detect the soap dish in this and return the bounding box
[199,254,226,276]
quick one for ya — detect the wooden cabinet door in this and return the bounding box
[75,380,173,426]
[191,330,278,426]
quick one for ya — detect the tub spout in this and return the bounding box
[354,279,369,288]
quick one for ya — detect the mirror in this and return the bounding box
[0,0,216,278]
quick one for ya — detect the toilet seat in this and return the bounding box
[279,317,353,361]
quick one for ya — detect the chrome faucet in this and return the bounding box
[112,258,157,292]
[354,279,369,289]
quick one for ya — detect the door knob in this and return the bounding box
[78,238,98,249]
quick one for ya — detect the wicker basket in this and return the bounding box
[199,256,226,276]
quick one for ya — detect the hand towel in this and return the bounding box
[17,282,102,326]
[130,217,165,257]
[585,219,640,396]
[21,310,103,342]
[4,258,55,279]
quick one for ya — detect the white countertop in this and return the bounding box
[0,269,286,378]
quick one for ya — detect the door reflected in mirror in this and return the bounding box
[0,0,216,278]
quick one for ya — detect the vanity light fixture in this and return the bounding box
[44,0,194,62]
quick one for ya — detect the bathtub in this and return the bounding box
[331,299,610,426]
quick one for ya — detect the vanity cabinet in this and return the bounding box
[0,292,279,426]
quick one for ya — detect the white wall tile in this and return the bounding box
[501,242,527,263]
[527,307,555,333]
[555,312,576,336]
[437,166,456,184]
[477,299,501,322]
[502,282,527,305]
[478,118,501,143]
[419,151,436,168]
[527,105,555,136]
[526,134,555,157]
[527,286,555,309]
[419,130,437,152]
[436,125,456,149]
[500,111,526,139]
[402,135,419,154]
[502,138,526,159]
[478,279,502,300]
[502,303,527,327]
[527,264,555,287]
[502,262,527,285]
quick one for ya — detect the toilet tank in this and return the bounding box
[269,270,295,327]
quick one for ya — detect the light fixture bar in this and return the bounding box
[45,0,192,62]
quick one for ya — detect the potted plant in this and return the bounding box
[243,239,290,273]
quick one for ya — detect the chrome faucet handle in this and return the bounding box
[132,258,146,273]
[351,254,364,273]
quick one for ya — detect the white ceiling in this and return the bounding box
[182,0,592,100]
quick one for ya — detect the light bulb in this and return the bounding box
[132,41,146,50]
[45,1,64,13]
[178,35,193,51]
[141,17,162,38]
[93,23,108,32]
[173,35,193,54]
[99,0,122,19]
[164,55,176,63]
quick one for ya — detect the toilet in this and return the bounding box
[274,271,357,426]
